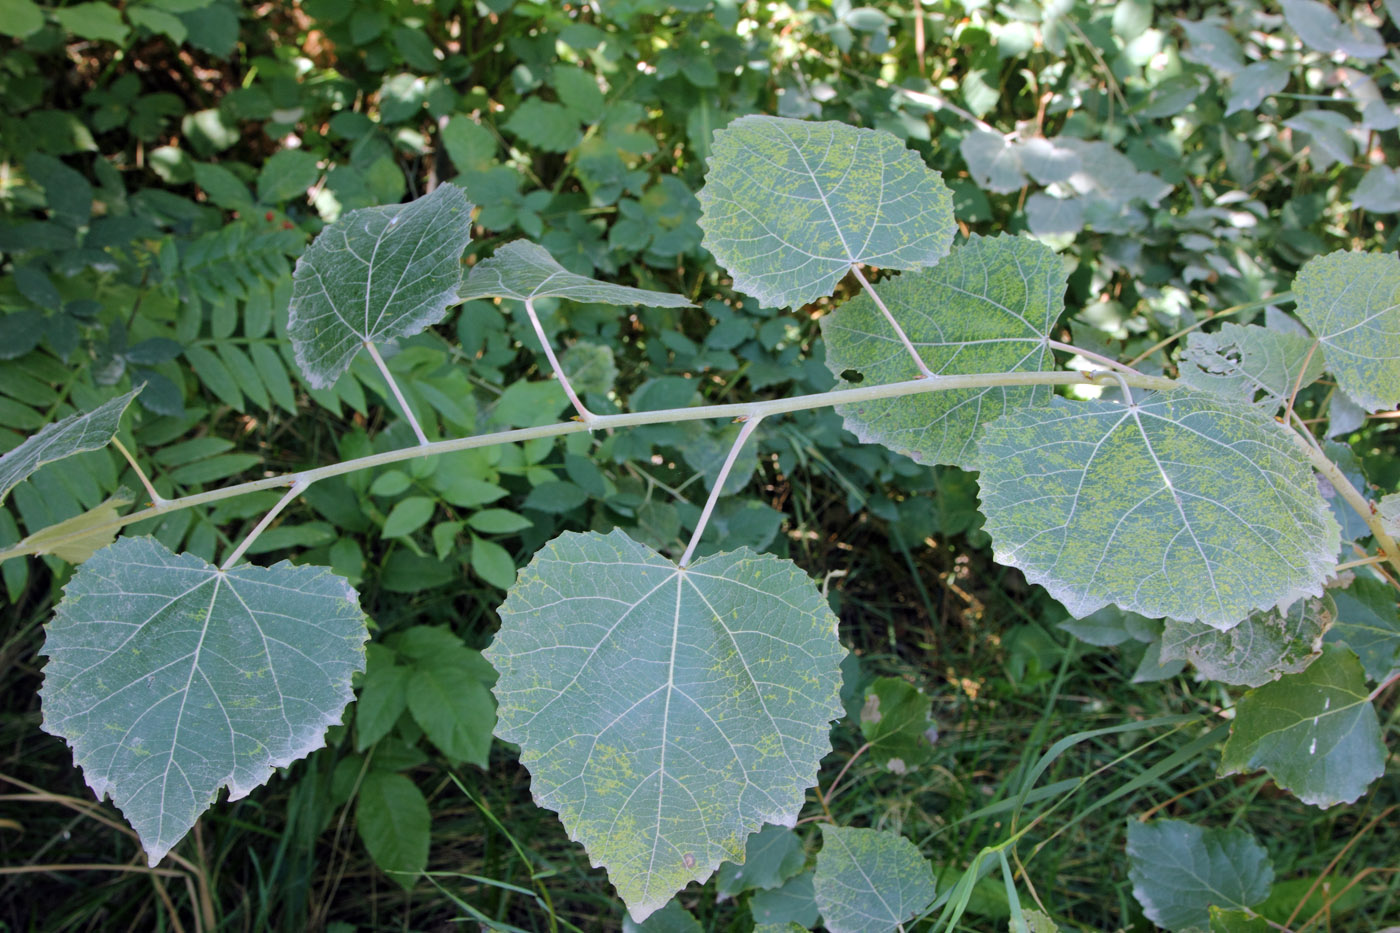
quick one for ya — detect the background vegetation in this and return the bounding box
[0,0,1396,930]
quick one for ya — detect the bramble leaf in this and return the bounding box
[1293,251,1400,412]
[0,386,141,505]
[977,391,1339,628]
[1125,819,1273,932]
[40,537,369,863]
[1177,323,1324,411]
[461,239,692,307]
[287,183,473,388]
[697,115,955,309]
[485,529,846,921]
[813,826,936,933]
[1160,596,1333,687]
[1219,646,1385,807]
[821,234,1062,468]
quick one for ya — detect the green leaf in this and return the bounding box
[697,115,955,309]
[1281,0,1385,59]
[381,496,435,538]
[53,2,129,42]
[1293,251,1400,412]
[287,183,473,388]
[0,387,141,505]
[813,826,936,933]
[751,871,819,926]
[716,824,807,896]
[859,676,938,773]
[460,240,692,307]
[486,529,846,921]
[504,97,581,153]
[1210,907,1271,932]
[1160,596,1333,687]
[1125,819,1273,932]
[977,391,1338,628]
[356,770,429,889]
[406,661,495,767]
[470,535,517,589]
[1177,323,1324,411]
[17,490,133,563]
[355,648,409,751]
[1019,909,1062,932]
[561,341,619,395]
[821,234,1062,468]
[467,508,532,534]
[1324,576,1400,682]
[257,149,320,204]
[622,899,703,933]
[1219,646,1385,807]
[39,537,369,863]
[0,0,45,38]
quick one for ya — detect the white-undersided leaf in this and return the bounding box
[1219,646,1385,808]
[1177,323,1324,411]
[485,529,846,921]
[0,387,141,505]
[821,235,1063,469]
[1324,576,1400,682]
[960,130,1026,194]
[1380,493,1400,537]
[1293,250,1400,412]
[287,183,473,388]
[976,391,1339,628]
[696,115,955,309]
[813,825,936,933]
[39,537,369,863]
[1160,596,1333,687]
[18,489,133,563]
[1125,819,1273,932]
[1025,193,1085,237]
[460,239,693,307]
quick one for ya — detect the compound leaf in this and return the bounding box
[1125,819,1273,932]
[1177,323,1324,411]
[0,386,141,505]
[1324,576,1400,682]
[977,391,1338,628]
[40,536,369,863]
[1293,251,1400,412]
[1219,646,1384,808]
[813,826,936,933]
[287,183,473,388]
[821,234,1062,469]
[1160,596,1333,687]
[697,116,955,309]
[461,239,692,307]
[486,529,846,921]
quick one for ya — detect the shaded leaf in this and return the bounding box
[461,240,691,307]
[356,770,429,889]
[814,826,936,933]
[859,676,938,773]
[1161,596,1333,687]
[1294,251,1400,412]
[1324,576,1400,681]
[1177,323,1323,411]
[0,387,141,505]
[1125,819,1273,932]
[716,824,807,896]
[405,660,495,767]
[751,871,819,927]
[622,899,703,933]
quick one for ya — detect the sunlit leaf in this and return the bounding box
[461,239,692,307]
[1293,251,1400,412]
[1126,819,1273,932]
[287,183,473,388]
[1160,596,1333,687]
[486,529,845,921]
[0,386,140,505]
[1177,323,1324,411]
[40,537,369,863]
[697,115,955,309]
[977,391,1338,628]
[813,826,936,933]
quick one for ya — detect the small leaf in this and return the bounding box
[1125,819,1273,932]
[0,387,141,505]
[381,496,435,538]
[859,676,938,773]
[461,239,692,307]
[813,826,936,933]
[504,97,582,152]
[486,530,846,921]
[1293,251,1400,412]
[18,490,133,563]
[355,649,410,751]
[697,115,955,309]
[750,871,819,926]
[287,183,473,388]
[40,537,369,863]
[1177,323,1324,411]
[1219,646,1385,807]
[977,391,1338,628]
[1324,576,1400,682]
[716,824,807,896]
[821,234,1062,469]
[257,149,321,204]
[1160,596,1333,687]
[1350,165,1400,213]
[356,770,429,889]
[1226,62,1290,117]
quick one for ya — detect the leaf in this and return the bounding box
[1226,62,1290,117]
[1281,0,1386,60]
[356,770,429,889]
[0,0,44,38]
[977,391,1338,628]
[0,387,141,505]
[1125,819,1273,932]
[561,342,619,395]
[1293,251,1400,412]
[257,149,320,204]
[405,660,495,767]
[460,240,692,307]
[1351,165,1400,213]
[486,529,846,921]
[1219,646,1385,807]
[1381,493,1400,537]
[504,98,581,153]
[821,234,1063,469]
[287,183,473,388]
[1177,323,1324,411]
[859,676,938,773]
[1019,909,1062,932]
[39,537,369,863]
[622,899,703,933]
[1160,596,1333,687]
[53,2,129,42]
[18,490,133,563]
[696,115,955,309]
[716,824,807,896]
[355,647,409,751]
[750,870,819,926]
[1324,576,1400,682]
[813,826,936,933]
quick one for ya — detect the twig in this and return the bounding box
[364,340,429,446]
[1125,292,1295,368]
[680,416,763,567]
[849,265,934,378]
[524,297,594,423]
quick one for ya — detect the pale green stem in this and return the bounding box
[849,264,935,378]
[1125,292,1295,368]
[524,297,594,423]
[111,437,165,506]
[679,415,763,567]
[220,478,311,570]
[0,369,1177,565]
[1045,339,1142,375]
[364,340,429,446]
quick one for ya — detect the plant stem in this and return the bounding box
[0,369,1177,564]
[220,478,311,570]
[524,297,594,423]
[1045,339,1141,375]
[1125,292,1294,368]
[679,416,762,567]
[849,264,935,378]
[111,437,164,506]
[363,340,429,446]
